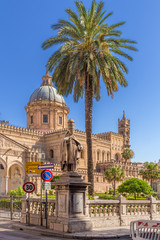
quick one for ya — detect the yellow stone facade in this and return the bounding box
[0,71,139,194]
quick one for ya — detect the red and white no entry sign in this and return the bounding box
[23,182,35,193]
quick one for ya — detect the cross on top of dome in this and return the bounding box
[41,69,53,86]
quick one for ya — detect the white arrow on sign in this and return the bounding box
[38,164,54,170]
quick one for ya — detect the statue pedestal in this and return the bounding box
[50,172,92,233]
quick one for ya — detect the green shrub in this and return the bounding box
[49,190,53,195]
[10,186,25,197]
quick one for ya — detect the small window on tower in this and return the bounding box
[43,115,48,123]
[31,116,33,124]
[59,116,62,125]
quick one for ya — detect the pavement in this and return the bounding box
[0,218,132,239]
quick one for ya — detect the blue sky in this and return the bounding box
[0,0,160,163]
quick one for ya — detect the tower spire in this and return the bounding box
[123,111,126,119]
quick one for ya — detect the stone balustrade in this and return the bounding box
[21,195,160,230]
[21,197,56,226]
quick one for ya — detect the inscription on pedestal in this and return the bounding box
[73,193,83,213]
[58,194,66,212]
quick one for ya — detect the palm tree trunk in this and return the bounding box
[85,74,94,196]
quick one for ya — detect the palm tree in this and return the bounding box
[140,162,160,189]
[42,0,137,196]
[121,148,134,162]
[104,167,125,195]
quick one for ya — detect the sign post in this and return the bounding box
[40,170,53,228]
[23,182,35,226]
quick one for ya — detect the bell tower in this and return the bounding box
[118,111,130,148]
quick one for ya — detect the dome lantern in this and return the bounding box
[41,69,53,86]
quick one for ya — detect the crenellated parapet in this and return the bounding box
[74,129,111,143]
[0,123,69,137]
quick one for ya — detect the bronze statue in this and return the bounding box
[61,132,83,172]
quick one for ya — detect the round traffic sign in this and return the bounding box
[41,170,53,182]
[23,182,35,193]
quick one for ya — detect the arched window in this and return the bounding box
[107,152,110,161]
[97,151,100,162]
[50,149,54,159]
[115,153,119,161]
[102,152,105,162]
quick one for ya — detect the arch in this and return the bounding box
[115,153,121,161]
[8,163,24,191]
[102,151,105,162]
[8,160,24,170]
[0,157,7,169]
[97,150,100,162]
[107,152,110,161]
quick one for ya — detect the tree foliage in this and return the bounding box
[51,175,60,189]
[139,162,160,188]
[118,178,152,199]
[104,167,125,195]
[121,148,134,161]
[42,0,137,195]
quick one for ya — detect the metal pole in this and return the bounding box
[28,175,30,226]
[10,195,13,220]
[41,178,43,226]
[28,193,30,225]
[46,190,48,229]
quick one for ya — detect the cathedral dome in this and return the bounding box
[29,86,65,104]
[25,70,69,132]
[28,70,65,105]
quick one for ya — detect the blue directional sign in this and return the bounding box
[41,170,53,182]
[38,164,54,170]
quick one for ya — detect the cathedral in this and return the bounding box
[0,71,139,194]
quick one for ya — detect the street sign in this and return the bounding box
[23,182,35,193]
[26,161,44,166]
[41,170,53,182]
[38,164,54,170]
[43,182,51,191]
[26,169,42,174]
[26,166,39,169]
[26,173,41,177]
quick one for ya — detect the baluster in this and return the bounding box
[108,205,111,216]
[104,206,107,216]
[137,205,140,215]
[37,202,40,215]
[89,206,93,217]
[100,206,103,217]
[30,201,33,214]
[131,205,135,215]
[112,206,116,216]
[129,205,132,215]
[126,205,129,215]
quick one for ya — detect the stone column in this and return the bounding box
[116,195,127,226]
[5,176,9,194]
[50,172,92,233]
[20,194,27,223]
[148,195,157,220]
